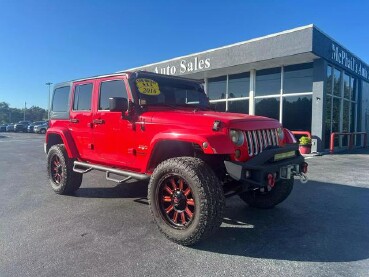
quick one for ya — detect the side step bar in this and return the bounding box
[73,161,150,182]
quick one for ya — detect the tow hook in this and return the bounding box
[267,173,276,187]
[266,173,277,191]
[297,162,308,184]
[294,172,308,184]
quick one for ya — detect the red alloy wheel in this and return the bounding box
[51,155,63,185]
[158,175,196,228]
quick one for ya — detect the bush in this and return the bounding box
[299,136,311,145]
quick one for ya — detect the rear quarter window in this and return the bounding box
[50,85,71,119]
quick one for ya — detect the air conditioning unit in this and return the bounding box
[311,138,318,153]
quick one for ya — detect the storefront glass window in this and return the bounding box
[350,102,356,133]
[228,72,250,98]
[343,99,350,133]
[228,99,249,114]
[333,68,341,97]
[324,64,360,148]
[255,68,281,96]
[208,76,226,100]
[210,101,226,112]
[343,73,350,99]
[351,78,357,101]
[255,97,280,120]
[326,65,333,95]
[282,95,312,132]
[284,63,313,94]
[332,97,341,146]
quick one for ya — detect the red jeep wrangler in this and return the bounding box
[45,71,308,245]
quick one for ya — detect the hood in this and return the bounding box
[139,108,281,130]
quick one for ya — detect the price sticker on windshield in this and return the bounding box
[136,79,161,96]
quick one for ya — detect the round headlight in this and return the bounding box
[277,128,284,141]
[229,130,245,146]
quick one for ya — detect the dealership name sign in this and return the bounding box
[331,43,368,80]
[154,56,211,75]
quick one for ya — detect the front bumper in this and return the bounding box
[224,144,305,187]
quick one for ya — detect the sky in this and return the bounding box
[0,0,368,109]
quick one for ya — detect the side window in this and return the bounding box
[99,80,128,110]
[73,83,93,111]
[52,86,70,112]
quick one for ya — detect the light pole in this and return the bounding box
[45,82,53,120]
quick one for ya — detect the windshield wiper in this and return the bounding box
[148,103,179,109]
[147,103,213,111]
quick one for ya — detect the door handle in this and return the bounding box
[93,119,105,125]
[70,119,79,123]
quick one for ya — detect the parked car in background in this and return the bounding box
[6,123,15,132]
[0,124,7,132]
[28,121,47,133]
[34,122,49,134]
[14,121,31,132]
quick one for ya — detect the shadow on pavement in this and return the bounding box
[71,176,369,262]
[74,180,148,199]
[194,180,369,263]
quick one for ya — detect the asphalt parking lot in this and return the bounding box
[1,132,369,277]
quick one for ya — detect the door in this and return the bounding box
[92,77,136,168]
[69,81,94,159]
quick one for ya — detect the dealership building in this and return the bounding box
[123,25,369,151]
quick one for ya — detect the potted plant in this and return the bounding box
[299,136,312,154]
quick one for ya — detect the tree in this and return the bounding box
[0,102,10,123]
[26,106,48,122]
[0,102,47,123]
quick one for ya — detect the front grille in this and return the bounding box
[245,129,279,156]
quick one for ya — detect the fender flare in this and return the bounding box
[149,131,234,155]
[283,128,297,144]
[46,127,80,159]
[143,130,234,172]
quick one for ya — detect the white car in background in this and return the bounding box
[34,122,49,134]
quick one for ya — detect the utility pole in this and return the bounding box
[24,102,26,121]
[46,82,53,120]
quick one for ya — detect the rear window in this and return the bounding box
[52,86,70,112]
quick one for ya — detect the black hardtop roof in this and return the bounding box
[53,71,202,89]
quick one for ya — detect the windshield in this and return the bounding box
[131,76,209,109]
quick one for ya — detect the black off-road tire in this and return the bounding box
[47,144,82,195]
[239,178,294,209]
[40,128,46,134]
[148,157,225,246]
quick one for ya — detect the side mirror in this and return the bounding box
[109,97,128,112]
